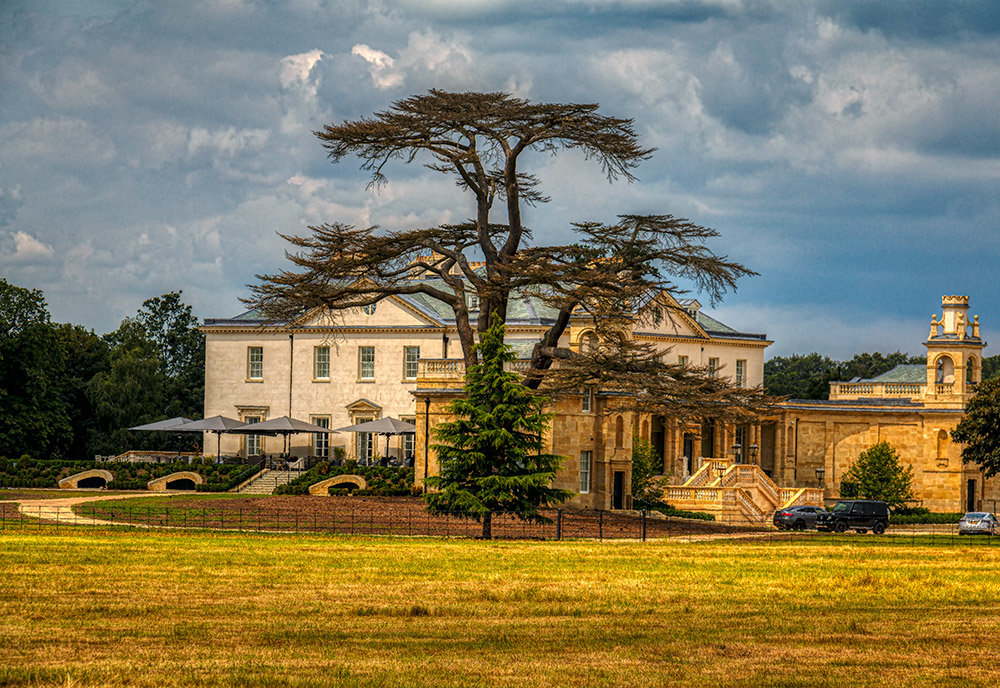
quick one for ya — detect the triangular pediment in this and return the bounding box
[346,398,382,413]
[293,292,444,329]
[633,291,709,338]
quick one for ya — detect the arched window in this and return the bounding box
[615,415,624,448]
[967,356,978,384]
[936,355,954,384]
[580,331,599,353]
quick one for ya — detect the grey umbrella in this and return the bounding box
[173,415,245,459]
[334,417,416,465]
[128,416,197,458]
[229,416,336,457]
[128,416,193,431]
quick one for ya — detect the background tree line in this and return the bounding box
[764,351,1000,400]
[0,278,204,461]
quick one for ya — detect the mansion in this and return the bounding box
[202,285,997,516]
[201,282,770,511]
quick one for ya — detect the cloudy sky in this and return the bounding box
[2,0,998,358]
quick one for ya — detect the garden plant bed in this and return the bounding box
[70,494,763,539]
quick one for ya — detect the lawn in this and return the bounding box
[2,532,999,687]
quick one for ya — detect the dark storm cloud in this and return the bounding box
[821,1,1000,41]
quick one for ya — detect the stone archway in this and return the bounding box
[59,469,114,490]
[147,471,204,492]
[308,474,368,496]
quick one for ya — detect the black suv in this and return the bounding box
[815,500,890,534]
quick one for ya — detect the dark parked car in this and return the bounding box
[958,512,999,535]
[773,505,828,530]
[815,500,890,534]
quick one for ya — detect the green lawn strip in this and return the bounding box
[1,533,999,687]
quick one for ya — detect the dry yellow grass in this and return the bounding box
[1,531,999,687]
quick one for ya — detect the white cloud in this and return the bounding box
[352,43,404,89]
[280,49,325,89]
[12,231,54,262]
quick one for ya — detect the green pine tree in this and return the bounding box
[424,314,571,539]
[840,441,914,509]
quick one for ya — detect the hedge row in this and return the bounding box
[275,461,415,497]
[0,457,257,492]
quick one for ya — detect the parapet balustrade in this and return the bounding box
[417,357,534,381]
[830,381,924,398]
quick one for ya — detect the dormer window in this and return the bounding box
[467,292,479,311]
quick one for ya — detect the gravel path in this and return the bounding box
[5,492,186,528]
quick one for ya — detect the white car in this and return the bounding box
[958,512,999,536]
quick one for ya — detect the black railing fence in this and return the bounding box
[2,503,997,545]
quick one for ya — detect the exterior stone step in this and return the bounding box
[234,469,301,495]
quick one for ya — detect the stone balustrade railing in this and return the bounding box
[417,358,532,380]
[830,381,924,399]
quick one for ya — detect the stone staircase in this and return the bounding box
[233,469,300,495]
[663,459,824,525]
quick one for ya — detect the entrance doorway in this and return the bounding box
[700,421,715,459]
[612,471,625,510]
[968,479,977,512]
[683,434,694,476]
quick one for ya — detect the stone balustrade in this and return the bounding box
[830,381,924,399]
[417,357,533,381]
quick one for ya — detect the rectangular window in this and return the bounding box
[468,292,479,311]
[401,416,416,463]
[314,346,330,380]
[355,423,374,465]
[359,346,375,380]
[404,346,420,380]
[311,416,329,458]
[678,355,688,366]
[581,388,592,413]
[244,415,261,456]
[247,346,263,380]
[735,359,747,387]
[579,450,593,494]
[708,357,719,377]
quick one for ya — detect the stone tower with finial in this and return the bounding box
[924,295,985,405]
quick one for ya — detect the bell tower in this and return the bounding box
[924,295,985,405]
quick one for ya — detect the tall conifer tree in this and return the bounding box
[425,315,571,539]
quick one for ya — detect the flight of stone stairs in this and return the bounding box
[234,469,299,495]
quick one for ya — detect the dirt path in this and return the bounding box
[6,492,186,528]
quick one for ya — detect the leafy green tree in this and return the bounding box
[53,324,109,460]
[424,315,571,539]
[106,291,204,419]
[630,437,662,504]
[0,280,71,459]
[763,353,837,399]
[951,378,1000,477]
[840,441,914,509]
[981,355,1000,381]
[87,346,167,456]
[88,291,205,455]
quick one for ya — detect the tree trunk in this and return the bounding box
[482,512,492,540]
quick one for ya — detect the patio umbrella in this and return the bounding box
[173,415,245,459]
[229,416,336,456]
[128,416,193,431]
[128,417,195,457]
[334,417,416,464]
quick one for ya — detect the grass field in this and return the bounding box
[3,532,999,687]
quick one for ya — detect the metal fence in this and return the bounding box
[2,502,995,545]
